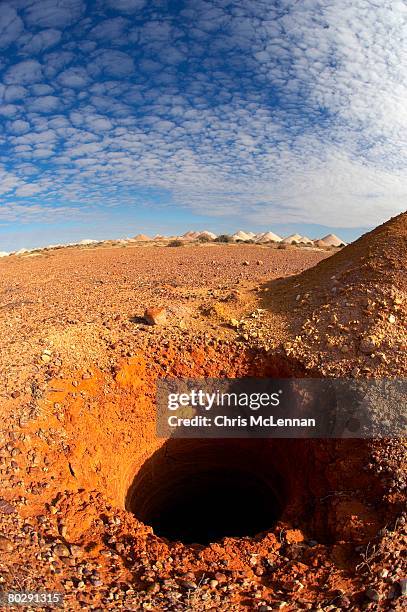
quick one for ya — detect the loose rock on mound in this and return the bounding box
[262,212,407,377]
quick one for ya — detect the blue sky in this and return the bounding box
[0,0,406,250]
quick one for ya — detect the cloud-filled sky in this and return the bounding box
[0,0,406,249]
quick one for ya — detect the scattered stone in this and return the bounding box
[11,390,21,399]
[242,261,249,266]
[400,578,407,597]
[144,307,167,325]
[388,314,396,324]
[0,535,13,552]
[53,543,71,558]
[339,595,351,608]
[0,499,16,515]
[180,580,197,590]
[365,587,380,602]
[70,545,83,557]
[360,337,378,354]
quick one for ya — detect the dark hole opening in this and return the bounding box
[146,468,281,544]
[126,439,287,545]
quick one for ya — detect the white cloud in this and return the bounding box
[89,17,129,41]
[30,83,54,95]
[84,114,113,132]
[89,49,135,77]
[22,0,85,28]
[0,170,19,194]
[15,183,43,196]
[19,28,61,54]
[0,103,19,116]
[58,67,89,88]
[8,119,30,133]
[42,50,74,78]
[29,95,60,113]
[104,0,146,14]
[0,4,24,48]
[4,59,42,84]
[3,85,28,101]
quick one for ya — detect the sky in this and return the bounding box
[0,0,406,250]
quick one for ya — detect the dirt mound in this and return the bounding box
[282,233,302,244]
[197,230,217,240]
[232,230,253,241]
[262,212,407,376]
[318,233,347,247]
[255,231,282,243]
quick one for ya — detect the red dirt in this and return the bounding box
[0,235,405,610]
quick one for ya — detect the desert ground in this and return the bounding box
[0,215,406,610]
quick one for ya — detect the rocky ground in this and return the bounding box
[0,221,405,611]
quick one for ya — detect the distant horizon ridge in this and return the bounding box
[0,229,348,256]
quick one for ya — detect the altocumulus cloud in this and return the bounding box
[0,0,406,230]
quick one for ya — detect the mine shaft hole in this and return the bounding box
[126,439,287,545]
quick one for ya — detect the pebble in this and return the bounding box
[360,337,378,354]
[388,314,396,324]
[242,261,249,266]
[365,587,380,602]
[339,595,351,608]
[0,499,16,514]
[144,307,167,325]
[0,535,13,552]
[180,580,197,590]
[53,543,71,558]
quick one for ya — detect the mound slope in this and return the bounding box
[264,212,407,376]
